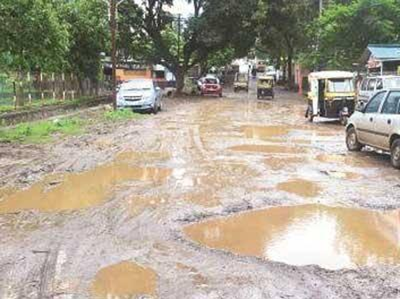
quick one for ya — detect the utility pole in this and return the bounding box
[319,0,324,16]
[110,0,117,110]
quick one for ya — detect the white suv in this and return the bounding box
[346,88,400,168]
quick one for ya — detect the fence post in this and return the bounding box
[40,72,44,102]
[13,81,17,110]
[62,73,66,101]
[52,72,56,100]
[27,72,32,105]
[71,73,75,100]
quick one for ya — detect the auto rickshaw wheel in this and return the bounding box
[306,105,314,122]
[340,116,349,126]
[346,127,363,152]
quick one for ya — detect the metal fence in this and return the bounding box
[0,72,111,111]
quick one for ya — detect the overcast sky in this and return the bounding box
[165,0,194,17]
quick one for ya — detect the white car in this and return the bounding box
[346,88,400,168]
[358,76,400,105]
[117,79,162,113]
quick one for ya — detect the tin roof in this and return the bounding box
[363,44,400,61]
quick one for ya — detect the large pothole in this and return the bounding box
[184,204,400,270]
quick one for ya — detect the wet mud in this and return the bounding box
[1,87,400,298]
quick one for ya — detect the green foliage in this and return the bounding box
[104,109,143,122]
[0,0,70,72]
[300,0,400,69]
[256,0,319,82]
[59,0,109,80]
[0,118,84,143]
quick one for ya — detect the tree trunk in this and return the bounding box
[175,66,185,95]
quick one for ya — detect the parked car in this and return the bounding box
[117,79,162,113]
[346,88,400,168]
[199,76,223,97]
[357,76,400,105]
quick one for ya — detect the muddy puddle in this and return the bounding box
[90,261,157,298]
[0,163,171,214]
[184,205,400,270]
[277,179,321,198]
[229,144,303,155]
[242,125,290,139]
[265,157,306,170]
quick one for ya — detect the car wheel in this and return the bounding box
[390,139,400,169]
[152,104,158,114]
[219,93,223,98]
[158,101,162,112]
[346,127,363,152]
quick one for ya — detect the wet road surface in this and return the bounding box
[0,87,400,298]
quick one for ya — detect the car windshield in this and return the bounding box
[383,77,400,88]
[205,78,218,84]
[120,81,153,91]
[327,79,354,92]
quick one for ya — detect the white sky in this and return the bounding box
[133,0,194,17]
[164,0,194,17]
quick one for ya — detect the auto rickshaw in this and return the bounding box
[257,76,274,99]
[233,73,249,92]
[305,71,356,125]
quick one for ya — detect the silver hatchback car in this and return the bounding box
[346,88,400,168]
[117,79,162,113]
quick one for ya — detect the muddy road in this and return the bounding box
[0,87,400,299]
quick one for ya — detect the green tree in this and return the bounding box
[117,0,258,93]
[301,0,400,69]
[59,0,109,84]
[256,0,319,86]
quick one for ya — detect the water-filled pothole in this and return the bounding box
[90,261,157,298]
[184,204,400,270]
[0,163,171,214]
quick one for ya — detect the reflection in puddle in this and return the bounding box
[0,163,171,214]
[184,205,400,270]
[91,261,157,298]
[230,145,302,154]
[277,179,321,198]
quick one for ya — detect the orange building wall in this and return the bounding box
[116,69,152,81]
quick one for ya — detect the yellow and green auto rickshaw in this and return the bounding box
[233,73,249,92]
[257,76,274,99]
[306,71,356,125]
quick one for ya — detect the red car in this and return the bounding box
[200,77,223,97]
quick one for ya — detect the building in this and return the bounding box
[360,44,400,76]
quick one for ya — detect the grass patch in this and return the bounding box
[104,108,143,121]
[0,118,85,143]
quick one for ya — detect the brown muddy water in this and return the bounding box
[90,261,157,298]
[277,179,321,198]
[0,161,171,214]
[184,204,400,270]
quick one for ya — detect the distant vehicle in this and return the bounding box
[233,73,249,92]
[306,71,356,125]
[117,79,162,113]
[346,88,400,168]
[358,76,400,105]
[199,76,223,97]
[257,75,274,99]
